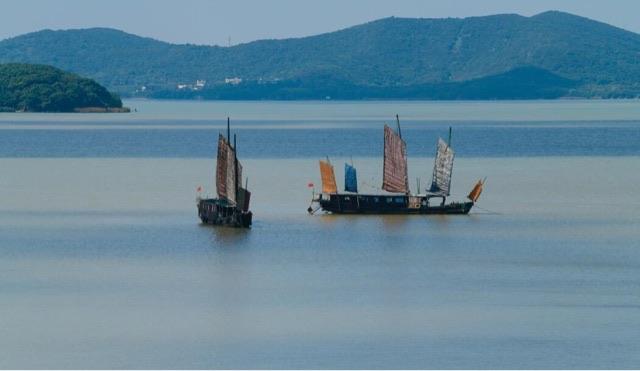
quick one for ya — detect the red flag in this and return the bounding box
[307,182,314,188]
[196,186,202,192]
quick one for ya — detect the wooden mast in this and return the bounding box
[396,114,410,196]
[234,133,238,207]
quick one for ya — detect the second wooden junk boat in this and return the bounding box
[197,118,252,228]
[309,117,484,215]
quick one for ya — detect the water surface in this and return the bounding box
[0,100,639,368]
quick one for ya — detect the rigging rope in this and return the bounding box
[471,205,502,215]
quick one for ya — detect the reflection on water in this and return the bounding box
[317,213,414,231]
[379,214,412,230]
[200,223,252,247]
[316,213,342,227]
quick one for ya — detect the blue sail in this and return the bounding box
[344,163,358,193]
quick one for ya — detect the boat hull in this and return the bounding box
[314,193,473,215]
[198,198,252,228]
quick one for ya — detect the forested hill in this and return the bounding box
[0,63,124,112]
[1,11,640,99]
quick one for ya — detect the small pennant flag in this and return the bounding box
[307,182,314,188]
[196,186,202,192]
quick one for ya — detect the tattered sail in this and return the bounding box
[216,134,230,200]
[429,138,455,196]
[216,134,242,204]
[236,160,243,199]
[319,160,337,194]
[344,163,358,193]
[382,125,409,193]
[237,187,251,212]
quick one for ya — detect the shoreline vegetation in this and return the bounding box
[0,63,128,113]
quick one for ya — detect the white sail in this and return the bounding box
[429,138,455,196]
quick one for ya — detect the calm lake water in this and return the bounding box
[0,100,639,368]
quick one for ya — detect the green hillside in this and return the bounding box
[0,63,123,112]
[1,11,639,99]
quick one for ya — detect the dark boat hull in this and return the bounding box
[314,193,473,215]
[198,198,252,228]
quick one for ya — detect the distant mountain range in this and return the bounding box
[1,11,639,100]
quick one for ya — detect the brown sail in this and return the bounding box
[216,134,241,204]
[319,160,338,194]
[467,179,484,202]
[382,124,409,193]
[237,187,251,212]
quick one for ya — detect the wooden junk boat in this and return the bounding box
[197,118,252,228]
[309,116,484,215]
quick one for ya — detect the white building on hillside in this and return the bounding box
[225,77,242,85]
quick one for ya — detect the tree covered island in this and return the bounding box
[0,63,128,112]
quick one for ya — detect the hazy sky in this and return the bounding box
[1,0,639,46]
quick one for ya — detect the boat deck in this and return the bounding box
[198,198,252,227]
[313,193,473,215]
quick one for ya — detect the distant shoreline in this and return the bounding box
[121,96,640,102]
[1,106,131,113]
[73,107,131,113]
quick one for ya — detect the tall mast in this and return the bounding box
[397,114,409,195]
[448,126,452,148]
[227,117,231,143]
[234,133,238,205]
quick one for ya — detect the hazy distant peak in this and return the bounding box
[532,10,583,19]
[7,27,167,46]
[532,10,609,25]
[531,9,637,35]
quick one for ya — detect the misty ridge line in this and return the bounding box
[2,10,640,100]
[3,11,633,47]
